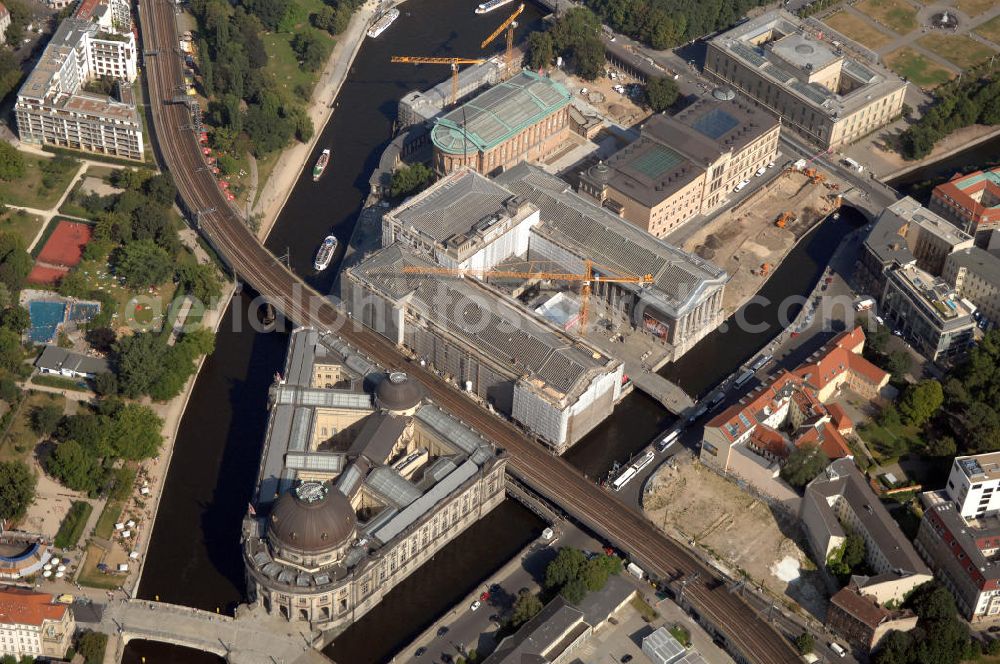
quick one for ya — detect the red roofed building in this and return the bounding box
[0,587,74,658]
[826,583,918,650]
[700,327,885,473]
[930,169,1000,247]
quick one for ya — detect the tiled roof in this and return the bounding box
[830,586,890,629]
[0,588,66,627]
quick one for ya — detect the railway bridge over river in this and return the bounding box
[136,0,802,660]
[78,599,331,664]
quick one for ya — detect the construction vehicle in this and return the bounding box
[390,56,487,106]
[395,260,653,332]
[759,263,772,276]
[774,211,795,228]
[480,3,524,77]
[802,168,825,185]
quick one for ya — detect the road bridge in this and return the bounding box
[78,599,330,664]
[137,0,800,661]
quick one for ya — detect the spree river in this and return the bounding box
[124,1,984,659]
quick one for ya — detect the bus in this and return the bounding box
[734,369,754,388]
[633,450,655,472]
[611,467,638,492]
[750,354,771,372]
[657,429,681,452]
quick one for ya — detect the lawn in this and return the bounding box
[975,15,1000,45]
[0,153,80,209]
[54,501,93,549]
[886,47,956,88]
[71,256,179,332]
[31,374,91,392]
[956,0,997,17]
[917,33,998,70]
[0,392,67,463]
[77,543,123,589]
[858,420,924,462]
[669,624,692,647]
[823,11,894,50]
[0,209,45,246]
[855,0,919,35]
[263,14,333,107]
[93,498,125,541]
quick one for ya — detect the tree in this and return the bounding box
[779,445,829,488]
[46,440,103,493]
[645,77,679,112]
[110,168,151,191]
[545,547,587,589]
[560,577,588,604]
[242,0,289,30]
[56,412,108,456]
[885,350,912,379]
[76,631,108,664]
[527,31,554,70]
[509,590,543,627]
[898,380,943,426]
[94,372,119,397]
[0,461,35,522]
[0,142,25,181]
[291,31,330,72]
[105,403,163,460]
[0,377,19,404]
[142,172,178,208]
[0,232,32,293]
[0,328,23,373]
[873,630,913,664]
[85,328,117,354]
[177,263,222,304]
[30,404,63,437]
[114,240,173,289]
[0,305,30,334]
[390,163,434,199]
[114,332,166,398]
[581,556,610,591]
[793,632,814,655]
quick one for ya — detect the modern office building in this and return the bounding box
[704,10,907,149]
[930,168,1000,247]
[915,456,1000,622]
[577,93,779,237]
[881,264,976,362]
[701,327,888,472]
[431,71,572,176]
[801,459,932,598]
[0,587,74,659]
[15,13,142,160]
[244,329,507,633]
[943,247,1000,329]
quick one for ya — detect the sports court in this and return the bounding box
[29,220,93,285]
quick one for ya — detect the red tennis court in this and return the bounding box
[27,265,69,285]
[36,221,92,268]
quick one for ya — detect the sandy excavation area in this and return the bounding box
[683,170,842,314]
[643,456,829,619]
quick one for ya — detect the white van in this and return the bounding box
[842,157,863,173]
[734,180,750,192]
[830,642,847,657]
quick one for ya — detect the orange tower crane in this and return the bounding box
[480,3,525,77]
[390,56,487,106]
[397,260,654,332]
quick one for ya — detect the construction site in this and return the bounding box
[681,167,844,314]
[642,454,829,621]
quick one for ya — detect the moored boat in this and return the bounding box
[367,7,400,38]
[475,0,515,14]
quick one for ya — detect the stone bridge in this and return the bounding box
[78,599,333,664]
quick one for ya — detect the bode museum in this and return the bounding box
[242,328,507,633]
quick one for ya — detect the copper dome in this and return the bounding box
[375,372,424,411]
[268,482,356,553]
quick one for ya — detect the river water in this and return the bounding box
[125,0,982,658]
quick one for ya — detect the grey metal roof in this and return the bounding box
[335,460,366,498]
[35,345,110,376]
[416,404,492,461]
[642,627,686,664]
[288,407,313,452]
[495,163,727,318]
[356,245,611,399]
[389,169,514,243]
[347,412,407,463]
[284,452,346,474]
[273,385,374,410]
[365,466,423,508]
[370,459,479,543]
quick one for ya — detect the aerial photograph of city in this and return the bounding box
[0,0,999,660]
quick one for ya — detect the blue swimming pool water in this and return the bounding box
[28,301,66,343]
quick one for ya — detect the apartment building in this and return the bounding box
[15,16,142,160]
[0,587,74,659]
[0,4,10,45]
[943,247,1000,330]
[930,168,1000,247]
[704,10,907,149]
[577,92,780,238]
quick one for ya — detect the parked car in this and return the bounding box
[755,166,767,177]
[470,600,482,611]
[415,647,427,657]
[733,179,750,192]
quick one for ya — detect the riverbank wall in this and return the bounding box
[881,125,1000,183]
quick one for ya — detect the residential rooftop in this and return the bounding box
[948,247,1000,287]
[431,70,571,155]
[495,162,728,319]
[709,10,906,118]
[955,454,1000,484]
[866,196,974,267]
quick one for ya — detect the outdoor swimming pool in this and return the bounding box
[28,301,66,343]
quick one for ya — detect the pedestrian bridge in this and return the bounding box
[78,599,332,664]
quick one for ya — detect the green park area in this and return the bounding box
[54,500,93,549]
[0,209,45,247]
[0,146,79,209]
[886,47,955,88]
[854,0,918,35]
[0,391,68,463]
[976,15,1000,46]
[823,11,893,50]
[917,33,998,71]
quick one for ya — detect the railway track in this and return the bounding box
[136,1,802,661]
